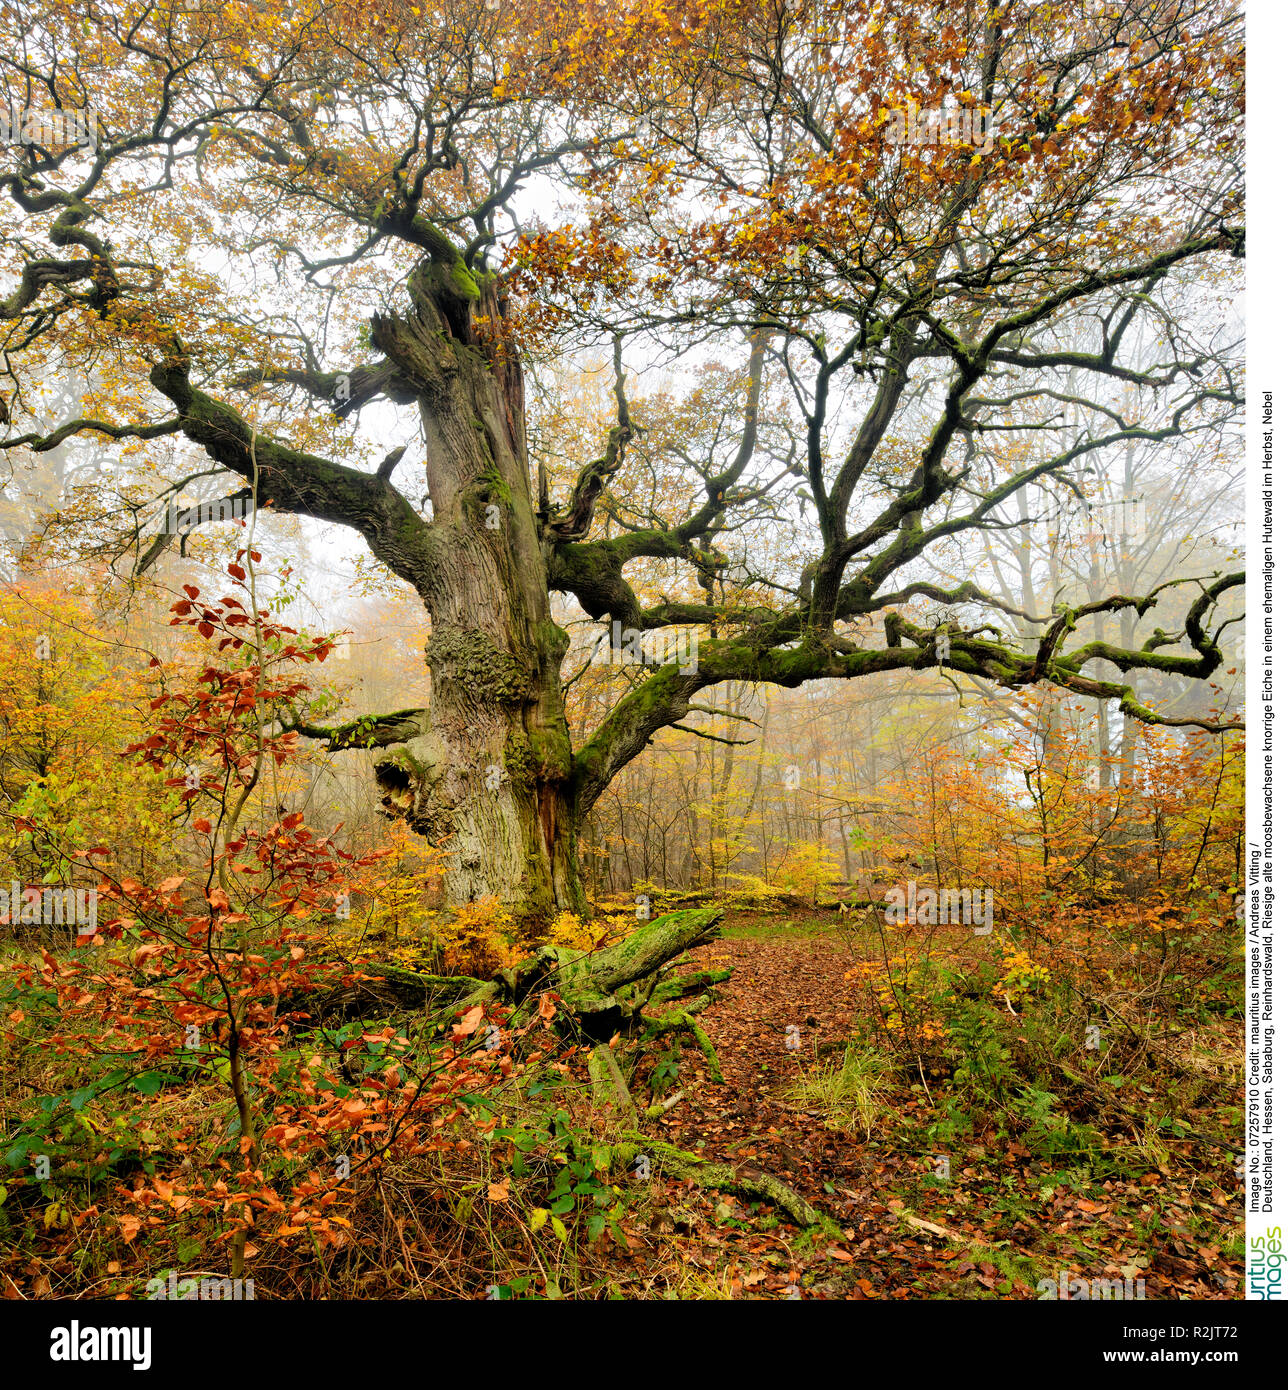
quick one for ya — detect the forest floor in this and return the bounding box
[0,904,1244,1301]
[601,909,1244,1300]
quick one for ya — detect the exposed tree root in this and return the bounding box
[589,1043,637,1117]
[620,1138,820,1227]
[643,998,724,1083]
[684,1019,723,1085]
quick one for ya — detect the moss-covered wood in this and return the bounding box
[299,907,724,1034]
[653,967,732,1002]
[618,1138,820,1228]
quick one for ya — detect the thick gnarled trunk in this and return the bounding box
[373,714,584,922]
[369,262,584,921]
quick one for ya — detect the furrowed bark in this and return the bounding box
[358,257,585,922]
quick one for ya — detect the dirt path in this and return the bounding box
[612,918,1242,1301]
[627,925,928,1298]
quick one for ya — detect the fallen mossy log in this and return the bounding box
[652,967,732,1002]
[507,906,725,1039]
[542,907,724,1000]
[296,908,725,1036]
